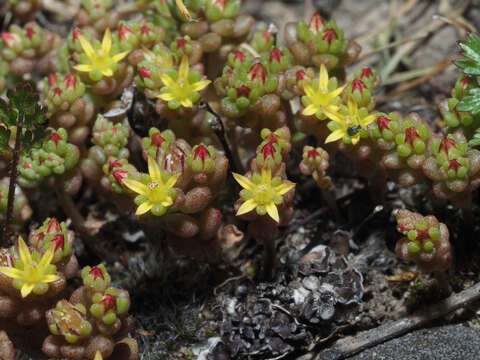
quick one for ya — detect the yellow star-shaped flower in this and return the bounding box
[157,55,211,108]
[233,168,295,223]
[326,97,376,145]
[0,237,59,298]
[123,156,180,216]
[302,64,345,121]
[74,28,130,78]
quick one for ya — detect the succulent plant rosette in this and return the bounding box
[18,128,82,196]
[8,0,41,23]
[43,73,95,145]
[75,0,120,36]
[0,235,66,327]
[72,28,133,97]
[112,127,228,262]
[0,22,61,76]
[42,264,136,360]
[395,209,452,273]
[423,133,480,208]
[284,13,361,75]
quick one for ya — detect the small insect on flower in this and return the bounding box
[0,237,60,298]
[326,97,376,145]
[74,28,130,79]
[302,64,345,121]
[233,167,295,223]
[123,156,180,216]
[157,55,211,108]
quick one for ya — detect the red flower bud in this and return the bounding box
[449,159,462,171]
[109,159,122,170]
[262,143,275,159]
[177,37,187,48]
[307,148,320,158]
[193,145,210,164]
[51,132,61,146]
[139,67,151,79]
[1,32,20,48]
[140,25,151,35]
[377,116,391,131]
[52,235,65,251]
[296,70,306,81]
[322,28,338,44]
[72,29,83,41]
[89,266,105,280]
[248,63,266,84]
[261,30,272,41]
[118,24,133,40]
[100,294,116,312]
[236,85,251,97]
[113,170,128,184]
[48,74,58,86]
[265,132,280,144]
[308,13,325,34]
[53,88,62,96]
[234,50,246,62]
[269,48,282,62]
[460,76,472,89]
[47,218,61,233]
[151,133,165,146]
[440,138,456,156]
[405,127,421,147]
[352,79,366,93]
[65,74,77,89]
[25,27,35,39]
[360,67,373,79]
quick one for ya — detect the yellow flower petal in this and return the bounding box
[191,80,211,92]
[102,28,112,54]
[233,173,254,191]
[302,104,318,116]
[0,266,24,279]
[21,283,35,298]
[361,114,376,127]
[303,83,314,99]
[319,64,328,89]
[181,98,193,108]
[17,237,31,268]
[73,64,94,73]
[323,108,343,123]
[157,93,176,102]
[347,97,357,115]
[41,274,61,283]
[123,178,148,195]
[351,135,360,145]
[179,56,189,80]
[275,182,295,196]
[148,156,162,181]
[330,84,346,99]
[166,173,181,188]
[136,202,153,215]
[161,198,173,207]
[78,36,95,58]
[159,72,176,89]
[38,244,55,270]
[261,168,271,183]
[266,202,280,223]
[237,199,257,216]
[94,351,103,360]
[325,129,345,143]
[101,68,113,77]
[112,51,130,62]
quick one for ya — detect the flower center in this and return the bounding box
[147,182,169,203]
[253,184,275,205]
